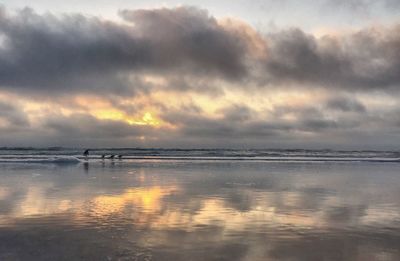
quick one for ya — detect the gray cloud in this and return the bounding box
[161,108,285,144]
[263,27,400,90]
[0,6,400,97]
[119,7,249,79]
[0,8,143,95]
[323,0,400,13]
[323,0,374,14]
[0,6,249,96]
[216,105,254,122]
[44,113,154,139]
[153,99,400,149]
[161,104,348,142]
[326,96,366,112]
[0,96,397,149]
[0,6,400,148]
[0,100,29,127]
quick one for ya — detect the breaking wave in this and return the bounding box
[0,156,82,164]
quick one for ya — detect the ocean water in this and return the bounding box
[0,147,399,162]
[0,149,400,260]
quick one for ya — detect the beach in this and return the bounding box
[2,1,400,259]
[1,150,400,260]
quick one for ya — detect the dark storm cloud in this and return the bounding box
[0,8,145,95]
[0,6,248,95]
[263,26,400,90]
[0,5,400,96]
[119,7,248,79]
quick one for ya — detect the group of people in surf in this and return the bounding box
[83,149,123,160]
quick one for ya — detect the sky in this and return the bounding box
[0,0,400,149]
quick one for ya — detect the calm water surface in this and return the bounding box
[1,161,400,260]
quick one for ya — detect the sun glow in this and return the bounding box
[126,112,160,126]
[94,109,125,121]
[92,109,162,126]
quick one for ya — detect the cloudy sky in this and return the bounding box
[0,0,400,149]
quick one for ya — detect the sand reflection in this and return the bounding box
[1,162,400,260]
[91,186,179,215]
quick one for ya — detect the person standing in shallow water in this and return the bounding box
[83,149,89,160]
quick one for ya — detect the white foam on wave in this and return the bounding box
[0,156,82,164]
[0,153,399,164]
[50,157,82,164]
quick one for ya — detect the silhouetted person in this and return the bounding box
[83,149,89,160]
[101,154,105,160]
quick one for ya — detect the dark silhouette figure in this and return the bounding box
[83,149,90,160]
[101,154,105,160]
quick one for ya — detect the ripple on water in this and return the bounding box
[1,161,400,260]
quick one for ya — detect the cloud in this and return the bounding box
[155,98,400,148]
[0,5,400,148]
[0,5,400,97]
[44,113,155,139]
[325,96,366,112]
[0,100,29,127]
[262,26,400,91]
[0,8,142,95]
[119,7,249,79]
[0,6,251,96]
[323,0,400,13]
[160,104,346,143]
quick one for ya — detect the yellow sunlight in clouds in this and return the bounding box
[93,109,161,126]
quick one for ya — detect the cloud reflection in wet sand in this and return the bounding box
[1,162,400,260]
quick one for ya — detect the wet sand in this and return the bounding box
[1,161,400,260]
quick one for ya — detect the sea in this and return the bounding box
[0,147,400,163]
[1,148,400,260]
